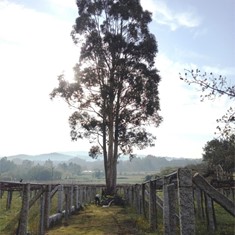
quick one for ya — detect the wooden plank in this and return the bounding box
[50,185,59,198]
[193,173,235,217]
[163,183,177,235]
[29,187,44,209]
[17,183,30,235]
[44,185,51,229]
[204,193,216,231]
[149,180,157,231]
[141,184,146,217]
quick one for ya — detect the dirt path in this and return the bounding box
[46,205,145,235]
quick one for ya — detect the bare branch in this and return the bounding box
[180,68,235,138]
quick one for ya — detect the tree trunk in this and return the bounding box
[106,156,117,195]
[102,120,108,187]
[106,117,119,194]
[106,111,114,193]
[105,75,117,195]
[106,81,121,195]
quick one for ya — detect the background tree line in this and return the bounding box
[0,158,82,181]
[1,144,233,182]
[0,155,201,181]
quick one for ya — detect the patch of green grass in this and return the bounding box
[195,201,235,235]
[47,204,157,235]
[0,190,60,235]
[0,192,22,234]
[117,174,146,184]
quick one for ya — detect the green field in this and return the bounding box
[52,172,150,185]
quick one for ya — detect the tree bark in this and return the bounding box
[102,119,108,187]
[106,73,117,195]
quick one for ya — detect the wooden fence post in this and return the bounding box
[205,193,216,231]
[44,184,51,230]
[141,184,146,218]
[130,186,134,207]
[177,168,195,235]
[79,186,83,206]
[129,186,132,206]
[83,186,86,204]
[70,185,74,212]
[136,185,141,214]
[64,187,69,222]
[149,180,157,231]
[0,189,3,198]
[39,192,45,235]
[75,185,79,210]
[86,186,89,203]
[163,182,176,235]
[87,186,90,203]
[91,186,94,202]
[130,186,134,206]
[125,187,129,205]
[57,185,63,213]
[17,183,30,235]
[195,187,204,219]
[6,190,13,210]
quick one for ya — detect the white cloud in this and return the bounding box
[0,0,83,156]
[48,0,76,9]
[0,0,79,80]
[0,0,231,159]
[138,53,230,158]
[47,0,77,20]
[202,65,235,78]
[141,0,201,31]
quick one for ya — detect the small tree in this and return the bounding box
[180,69,235,138]
[51,0,162,194]
[202,135,235,172]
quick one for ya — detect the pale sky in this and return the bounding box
[0,0,234,158]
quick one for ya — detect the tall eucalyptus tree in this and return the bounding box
[51,0,162,194]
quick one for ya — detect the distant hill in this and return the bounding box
[6,152,92,163]
[4,152,202,172]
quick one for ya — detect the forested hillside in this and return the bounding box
[0,153,201,181]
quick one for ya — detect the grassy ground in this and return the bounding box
[195,203,235,235]
[0,191,62,235]
[1,182,234,234]
[0,192,22,234]
[46,205,154,235]
[46,202,235,235]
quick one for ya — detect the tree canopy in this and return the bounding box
[50,0,162,194]
[202,135,235,172]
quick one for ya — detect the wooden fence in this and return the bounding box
[0,168,234,235]
[126,168,235,235]
[0,182,106,235]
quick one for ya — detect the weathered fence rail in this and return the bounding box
[0,182,108,235]
[0,168,234,235]
[125,168,235,235]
